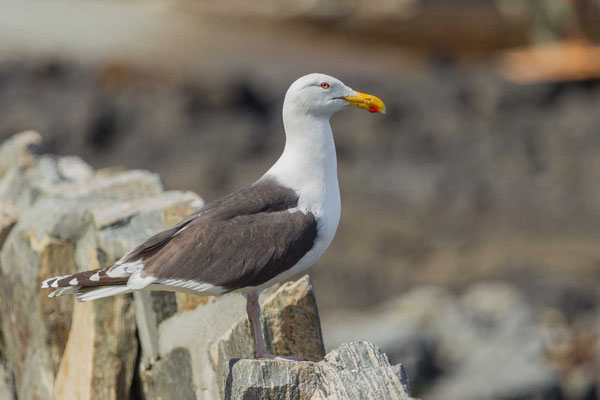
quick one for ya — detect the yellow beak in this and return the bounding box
[338,91,386,114]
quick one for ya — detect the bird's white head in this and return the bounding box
[283,73,386,119]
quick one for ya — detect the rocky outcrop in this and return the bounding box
[210,276,325,397]
[226,342,413,400]
[0,131,202,399]
[141,348,197,400]
[140,275,325,399]
[0,202,17,251]
[0,131,413,399]
[324,282,582,400]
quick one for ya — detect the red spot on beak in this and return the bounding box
[368,106,380,113]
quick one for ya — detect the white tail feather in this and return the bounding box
[77,286,132,302]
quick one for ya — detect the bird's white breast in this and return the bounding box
[244,112,341,292]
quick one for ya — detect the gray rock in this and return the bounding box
[0,227,76,399]
[323,285,454,375]
[134,289,179,371]
[425,338,560,400]
[0,316,15,400]
[90,190,200,230]
[152,292,246,398]
[150,290,178,323]
[0,159,62,211]
[225,342,413,400]
[0,154,93,214]
[16,197,97,242]
[135,291,162,371]
[141,276,324,399]
[52,296,138,400]
[141,348,197,400]
[424,283,559,400]
[56,156,95,182]
[0,361,15,400]
[210,276,325,396]
[47,169,164,200]
[0,132,415,399]
[0,130,41,177]
[0,132,205,399]
[0,201,18,251]
[324,282,561,400]
[0,191,140,400]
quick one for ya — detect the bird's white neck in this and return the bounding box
[263,110,340,218]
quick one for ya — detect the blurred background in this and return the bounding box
[1,0,600,398]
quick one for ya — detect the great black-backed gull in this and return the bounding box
[42,73,385,359]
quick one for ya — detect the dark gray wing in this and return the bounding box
[120,179,318,290]
[141,210,317,290]
[120,178,300,264]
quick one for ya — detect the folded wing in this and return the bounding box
[42,179,318,300]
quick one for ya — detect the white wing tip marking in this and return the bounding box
[107,259,143,278]
[127,271,156,290]
[42,275,67,288]
[90,272,100,281]
[69,278,78,285]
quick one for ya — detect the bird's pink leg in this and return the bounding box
[244,291,305,361]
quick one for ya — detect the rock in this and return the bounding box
[52,296,137,400]
[260,276,326,361]
[0,361,15,400]
[0,228,76,399]
[56,156,95,182]
[211,276,324,368]
[227,359,319,400]
[0,318,15,400]
[141,348,197,400]
[149,292,246,399]
[0,192,142,400]
[425,342,560,400]
[0,201,18,250]
[543,310,599,399]
[323,282,562,400]
[0,132,204,399]
[225,342,414,400]
[47,169,163,200]
[175,292,211,312]
[90,190,200,230]
[424,283,559,400]
[134,290,179,371]
[0,154,94,214]
[323,285,454,378]
[0,131,415,399]
[0,130,42,177]
[141,275,324,399]
[210,276,325,396]
[134,291,162,371]
[0,157,61,211]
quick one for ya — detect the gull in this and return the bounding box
[42,73,385,360]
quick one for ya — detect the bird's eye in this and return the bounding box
[320,82,330,89]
